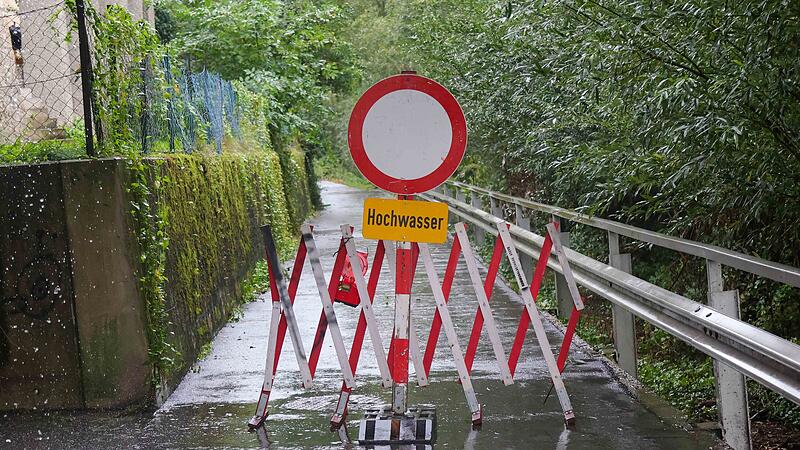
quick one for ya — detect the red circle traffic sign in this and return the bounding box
[348,74,467,194]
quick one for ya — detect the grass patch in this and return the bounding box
[0,139,86,165]
[241,259,271,304]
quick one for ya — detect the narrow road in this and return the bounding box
[0,182,717,449]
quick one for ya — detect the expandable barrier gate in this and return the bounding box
[249,218,586,439]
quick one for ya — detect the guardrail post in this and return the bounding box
[443,186,455,223]
[471,192,485,247]
[554,216,573,320]
[608,231,637,377]
[515,204,533,283]
[490,198,503,219]
[455,189,467,231]
[706,260,751,450]
[455,189,466,205]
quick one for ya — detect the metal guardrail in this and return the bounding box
[445,181,800,288]
[421,187,800,408]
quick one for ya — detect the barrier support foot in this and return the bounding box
[248,413,268,431]
[471,405,483,430]
[357,404,436,445]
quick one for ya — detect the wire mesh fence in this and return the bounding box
[0,1,81,145]
[143,62,240,155]
[0,1,242,155]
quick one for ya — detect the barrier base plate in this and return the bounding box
[247,413,267,430]
[357,404,436,445]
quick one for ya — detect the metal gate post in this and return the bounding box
[444,186,455,223]
[515,205,533,283]
[608,231,637,377]
[455,190,467,220]
[707,260,751,450]
[471,192,485,247]
[554,216,573,320]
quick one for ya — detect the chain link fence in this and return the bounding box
[0,1,80,145]
[142,60,240,155]
[0,1,241,156]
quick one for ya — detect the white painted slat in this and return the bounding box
[341,225,392,388]
[300,224,356,388]
[267,231,312,389]
[409,298,430,387]
[546,222,585,311]
[262,299,282,391]
[454,223,514,386]
[385,240,396,280]
[418,243,481,414]
[496,221,574,421]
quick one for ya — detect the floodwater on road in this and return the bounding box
[0,182,718,449]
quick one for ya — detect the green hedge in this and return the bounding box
[132,148,310,388]
[275,140,315,229]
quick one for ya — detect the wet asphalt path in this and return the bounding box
[0,181,716,449]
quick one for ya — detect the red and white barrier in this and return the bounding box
[250,217,587,432]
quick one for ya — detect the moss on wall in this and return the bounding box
[274,139,315,228]
[132,147,312,391]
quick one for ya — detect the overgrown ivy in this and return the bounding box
[127,157,179,386]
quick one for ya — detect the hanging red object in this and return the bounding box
[334,251,369,307]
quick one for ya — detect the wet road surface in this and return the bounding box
[0,182,717,449]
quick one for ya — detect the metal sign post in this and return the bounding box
[347,72,467,445]
[250,72,586,445]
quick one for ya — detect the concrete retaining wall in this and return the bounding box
[0,158,148,410]
[0,155,299,410]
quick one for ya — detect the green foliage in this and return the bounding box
[638,355,717,423]
[313,150,373,189]
[0,140,85,165]
[401,1,800,267]
[77,2,165,155]
[159,0,359,139]
[274,140,315,228]
[128,149,302,385]
[127,157,179,385]
[749,382,800,427]
[241,260,271,304]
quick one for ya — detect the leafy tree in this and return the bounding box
[157,0,359,138]
[333,0,800,428]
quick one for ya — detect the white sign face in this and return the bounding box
[361,89,453,181]
[348,74,467,194]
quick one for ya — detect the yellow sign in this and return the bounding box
[362,198,449,243]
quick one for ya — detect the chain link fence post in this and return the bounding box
[76,0,95,156]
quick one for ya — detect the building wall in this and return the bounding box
[0,0,154,144]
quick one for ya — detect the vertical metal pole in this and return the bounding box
[608,231,637,377]
[163,56,176,153]
[553,216,573,320]
[392,194,413,414]
[707,260,751,450]
[393,239,412,414]
[471,192,485,247]
[140,57,151,154]
[515,204,533,283]
[75,0,95,157]
[455,189,466,206]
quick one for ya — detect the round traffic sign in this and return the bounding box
[348,74,467,194]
